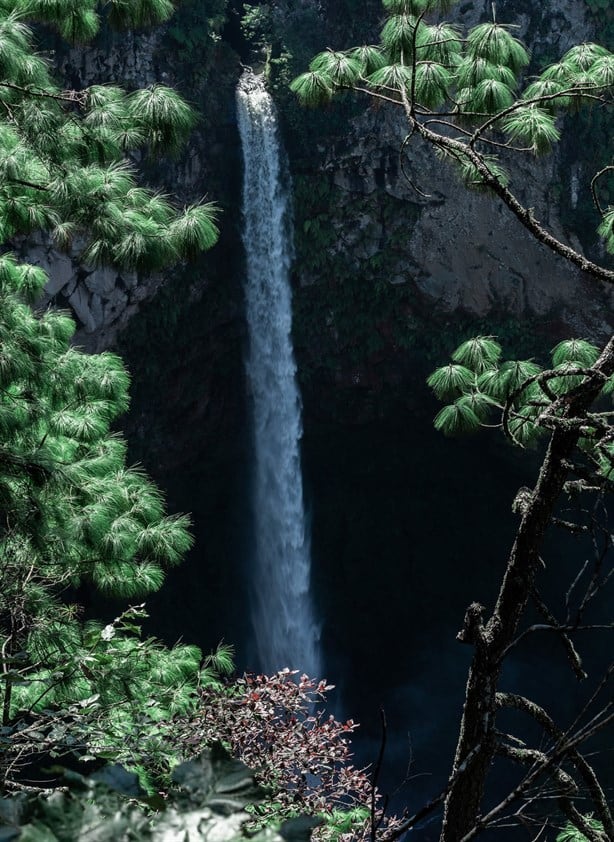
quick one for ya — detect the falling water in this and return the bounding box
[236,71,320,678]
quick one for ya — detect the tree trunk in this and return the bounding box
[440,336,614,842]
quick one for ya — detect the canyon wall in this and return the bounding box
[22,0,613,440]
[281,0,614,406]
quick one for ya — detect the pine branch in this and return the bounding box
[408,114,614,285]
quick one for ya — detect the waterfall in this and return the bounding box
[236,72,320,678]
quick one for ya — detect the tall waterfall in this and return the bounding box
[236,72,320,678]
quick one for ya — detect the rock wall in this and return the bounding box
[25,231,145,349]
[278,0,614,403]
[25,1,613,368]
[314,104,613,334]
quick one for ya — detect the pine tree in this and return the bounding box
[292,3,614,840]
[0,0,223,790]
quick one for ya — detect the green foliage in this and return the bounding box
[456,58,517,90]
[427,363,476,400]
[169,203,220,255]
[427,335,614,459]
[366,62,413,90]
[597,206,614,253]
[127,85,197,154]
[413,60,452,108]
[106,0,175,30]
[0,279,236,778]
[382,0,457,11]
[433,400,482,434]
[455,153,510,191]
[521,77,572,109]
[416,22,462,65]
[10,608,234,787]
[562,42,610,72]
[347,45,387,75]
[477,359,541,401]
[464,77,516,113]
[556,818,605,841]
[21,0,175,42]
[0,748,286,841]
[428,336,547,442]
[380,13,422,63]
[551,338,600,366]
[290,71,334,107]
[309,51,363,86]
[0,273,202,737]
[452,336,502,373]
[501,105,560,153]
[0,0,222,793]
[319,806,371,840]
[0,1,219,269]
[291,6,614,836]
[465,23,530,74]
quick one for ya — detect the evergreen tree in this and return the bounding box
[0,0,223,790]
[292,2,614,840]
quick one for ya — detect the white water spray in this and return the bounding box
[236,72,320,678]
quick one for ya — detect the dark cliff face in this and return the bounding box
[23,0,610,483]
[26,0,610,580]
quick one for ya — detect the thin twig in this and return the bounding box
[590,165,614,216]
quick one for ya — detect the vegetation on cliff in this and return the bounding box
[0,0,232,793]
[0,0,225,814]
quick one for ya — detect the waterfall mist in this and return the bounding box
[236,72,320,678]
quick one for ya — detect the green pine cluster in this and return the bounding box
[0,1,218,267]
[557,818,606,842]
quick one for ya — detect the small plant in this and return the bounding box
[5,605,234,792]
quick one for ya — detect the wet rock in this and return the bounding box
[41,252,74,297]
[85,267,120,297]
[68,285,96,333]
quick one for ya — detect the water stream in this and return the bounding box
[236,71,320,678]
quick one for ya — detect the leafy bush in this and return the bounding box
[177,670,404,841]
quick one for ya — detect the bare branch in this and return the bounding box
[370,708,388,841]
[0,81,86,105]
[399,129,432,199]
[531,588,587,680]
[590,165,614,216]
